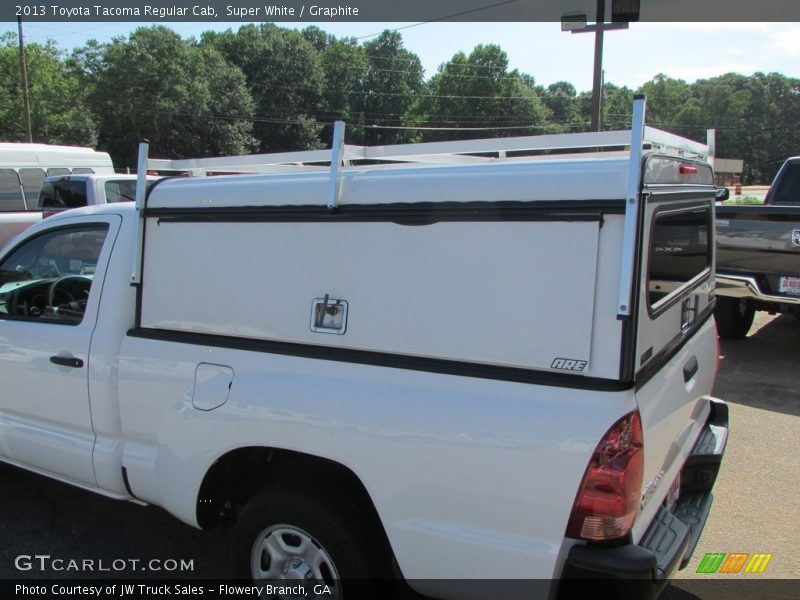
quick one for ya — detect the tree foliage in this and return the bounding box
[355,30,424,145]
[419,44,551,141]
[90,26,257,168]
[0,33,96,146]
[1,24,798,182]
[203,24,324,152]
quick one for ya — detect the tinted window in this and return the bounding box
[47,167,71,177]
[772,163,800,205]
[648,206,711,307]
[19,168,46,209]
[38,179,89,208]
[71,168,95,175]
[0,169,24,211]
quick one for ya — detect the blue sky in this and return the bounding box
[3,20,800,92]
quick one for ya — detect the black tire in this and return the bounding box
[714,296,755,339]
[231,487,387,598]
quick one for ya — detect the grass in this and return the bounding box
[721,197,765,205]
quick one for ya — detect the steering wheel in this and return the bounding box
[47,275,90,318]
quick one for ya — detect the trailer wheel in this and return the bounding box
[714,297,755,339]
[231,488,383,598]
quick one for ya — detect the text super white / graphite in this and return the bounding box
[226,5,359,17]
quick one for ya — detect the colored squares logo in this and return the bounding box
[697,552,773,574]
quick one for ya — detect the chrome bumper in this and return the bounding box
[716,274,800,305]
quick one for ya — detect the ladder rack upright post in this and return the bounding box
[132,140,149,287]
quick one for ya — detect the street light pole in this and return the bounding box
[563,0,638,132]
[17,16,33,143]
[590,0,605,132]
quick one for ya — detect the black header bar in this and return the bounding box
[4,0,798,23]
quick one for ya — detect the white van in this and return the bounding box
[0,143,114,211]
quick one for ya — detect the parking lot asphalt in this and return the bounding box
[1,312,798,597]
[667,312,800,598]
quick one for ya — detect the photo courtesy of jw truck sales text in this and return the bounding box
[0,96,728,599]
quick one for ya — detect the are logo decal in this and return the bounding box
[551,358,587,372]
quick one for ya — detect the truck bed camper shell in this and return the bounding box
[132,96,715,388]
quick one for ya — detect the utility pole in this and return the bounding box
[589,0,605,132]
[17,16,33,143]
[562,0,639,132]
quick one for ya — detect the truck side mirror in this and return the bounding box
[715,188,730,202]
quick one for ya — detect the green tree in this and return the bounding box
[354,30,424,145]
[543,81,583,132]
[203,24,324,152]
[302,27,369,145]
[92,26,257,168]
[0,32,96,145]
[638,73,692,129]
[417,44,551,141]
[601,84,635,130]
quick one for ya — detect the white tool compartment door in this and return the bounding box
[140,218,601,374]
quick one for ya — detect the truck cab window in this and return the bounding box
[772,163,799,205]
[0,224,109,324]
[38,178,89,208]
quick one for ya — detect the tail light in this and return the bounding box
[565,410,644,542]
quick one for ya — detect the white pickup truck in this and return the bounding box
[0,175,158,252]
[0,97,727,599]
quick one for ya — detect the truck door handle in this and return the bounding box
[50,355,84,369]
[683,356,699,382]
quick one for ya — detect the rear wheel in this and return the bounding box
[714,296,755,339]
[232,488,385,599]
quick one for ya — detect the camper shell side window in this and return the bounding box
[647,204,712,312]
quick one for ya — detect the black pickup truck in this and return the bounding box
[715,157,800,338]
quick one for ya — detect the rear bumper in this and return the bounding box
[558,398,728,600]
[717,273,800,306]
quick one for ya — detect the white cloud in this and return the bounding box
[635,22,773,33]
[661,64,759,80]
[771,27,800,57]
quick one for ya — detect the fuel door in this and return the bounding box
[192,363,234,411]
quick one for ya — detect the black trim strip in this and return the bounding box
[127,327,633,392]
[121,466,141,501]
[146,200,625,226]
[635,302,715,390]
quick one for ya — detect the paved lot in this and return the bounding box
[667,312,800,599]
[1,312,798,596]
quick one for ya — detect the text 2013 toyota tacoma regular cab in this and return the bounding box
[716,156,800,338]
[0,97,726,599]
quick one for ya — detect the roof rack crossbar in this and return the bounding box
[143,125,708,174]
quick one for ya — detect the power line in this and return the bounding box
[353,0,520,41]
